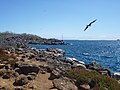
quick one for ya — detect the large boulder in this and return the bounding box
[65,57,86,68]
[15,62,39,75]
[53,77,78,90]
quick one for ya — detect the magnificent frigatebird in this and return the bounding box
[84,19,97,31]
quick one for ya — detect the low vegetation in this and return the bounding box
[66,67,120,90]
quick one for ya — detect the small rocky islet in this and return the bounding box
[0,32,120,90]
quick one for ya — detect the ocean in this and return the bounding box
[29,40,120,73]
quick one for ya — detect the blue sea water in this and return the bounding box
[29,40,120,73]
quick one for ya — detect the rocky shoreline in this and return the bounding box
[0,32,120,90]
[0,47,120,90]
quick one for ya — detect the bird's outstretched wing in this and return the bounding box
[84,25,89,31]
[89,19,97,25]
[84,19,97,31]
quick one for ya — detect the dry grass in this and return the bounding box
[0,48,17,66]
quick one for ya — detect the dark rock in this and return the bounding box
[27,75,35,80]
[21,55,26,58]
[2,70,15,79]
[86,61,103,71]
[13,75,28,86]
[2,73,11,79]
[16,64,39,75]
[28,54,35,59]
[5,64,11,69]
[89,80,96,89]
[41,70,46,74]
[46,66,53,73]
[113,72,120,80]
[86,62,111,77]
[14,86,24,90]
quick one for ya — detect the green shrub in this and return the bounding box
[66,67,120,90]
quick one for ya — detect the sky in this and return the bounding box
[0,0,120,40]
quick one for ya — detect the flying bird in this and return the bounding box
[84,19,97,31]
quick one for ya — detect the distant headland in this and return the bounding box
[0,31,65,49]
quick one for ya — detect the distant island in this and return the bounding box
[0,31,65,48]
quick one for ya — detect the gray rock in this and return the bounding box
[86,61,103,71]
[65,57,86,68]
[46,48,65,55]
[86,62,111,77]
[53,77,78,90]
[49,70,61,80]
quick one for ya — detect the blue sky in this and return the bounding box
[0,0,120,40]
